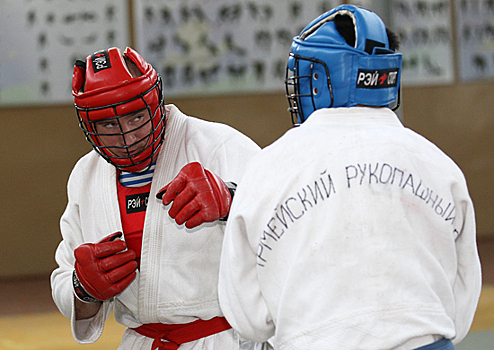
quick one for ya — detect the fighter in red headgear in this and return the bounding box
[51,46,263,350]
[73,47,165,173]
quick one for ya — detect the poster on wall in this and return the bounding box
[455,0,494,82]
[346,0,379,13]
[390,0,455,86]
[0,0,130,106]
[133,0,343,98]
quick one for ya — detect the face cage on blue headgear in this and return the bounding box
[285,53,334,126]
[76,74,165,173]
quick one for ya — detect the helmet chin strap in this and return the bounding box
[391,87,401,111]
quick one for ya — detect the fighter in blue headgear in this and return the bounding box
[285,4,402,125]
[219,6,479,350]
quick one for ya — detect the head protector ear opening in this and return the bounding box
[285,53,334,126]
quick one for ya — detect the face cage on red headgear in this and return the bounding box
[285,53,334,127]
[76,74,165,173]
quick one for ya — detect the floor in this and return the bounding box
[1,237,493,349]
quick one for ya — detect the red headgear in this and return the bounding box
[72,47,165,173]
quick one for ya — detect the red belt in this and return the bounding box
[131,317,232,350]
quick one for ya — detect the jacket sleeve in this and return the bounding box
[218,176,275,342]
[451,188,482,344]
[50,156,113,343]
[71,298,113,344]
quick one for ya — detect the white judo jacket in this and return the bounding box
[51,105,261,349]
[219,107,481,350]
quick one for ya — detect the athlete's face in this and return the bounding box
[94,109,152,158]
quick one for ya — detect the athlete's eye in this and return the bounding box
[129,113,150,128]
[95,120,120,134]
[99,121,117,129]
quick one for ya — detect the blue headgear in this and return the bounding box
[285,5,402,125]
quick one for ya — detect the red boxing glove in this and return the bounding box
[73,232,137,302]
[156,162,232,229]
